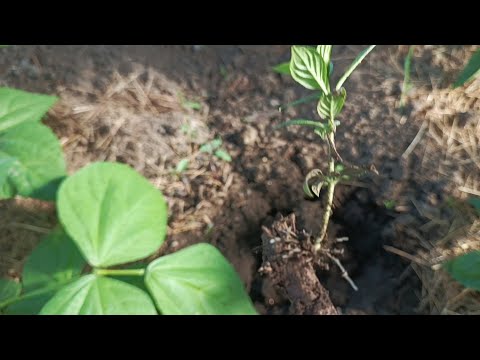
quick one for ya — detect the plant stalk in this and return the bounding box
[93,268,145,277]
[314,131,337,251]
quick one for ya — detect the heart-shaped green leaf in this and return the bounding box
[0,122,66,200]
[290,46,330,94]
[57,162,168,268]
[145,243,257,315]
[40,275,157,315]
[0,87,57,133]
[444,251,480,290]
[22,227,85,292]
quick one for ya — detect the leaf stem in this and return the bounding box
[94,268,145,277]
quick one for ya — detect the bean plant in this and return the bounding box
[275,45,376,250]
[0,87,256,315]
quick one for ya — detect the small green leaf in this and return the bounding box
[214,149,232,162]
[22,227,85,292]
[336,45,376,92]
[454,49,480,88]
[145,243,257,315]
[317,45,332,66]
[175,158,189,173]
[57,162,168,268]
[275,119,330,131]
[384,199,396,210]
[183,101,202,111]
[303,169,324,199]
[273,62,291,75]
[200,138,223,154]
[290,46,330,94]
[0,87,58,133]
[317,88,347,120]
[0,122,66,200]
[40,275,157,315]
[444,251,480,291]
[0,279,21,304]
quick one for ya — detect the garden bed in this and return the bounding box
[1,45,479,314]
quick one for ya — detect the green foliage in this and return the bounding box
[454,49,480,88]
[200,138,232,163]
[274,45,376,249]
[400,45,416,107]
[22,227,85,291]
[0,88,58,132]
[57,162,168,268]
[444,251,480,291]
[0,87,66,201]
[273,62,291,75]
[175,158,190,173]
[40,275,158,315]
[290,46,330,93]
[2,161,255,315]
[469,196,480,215]
[0,279,21,304]
[384,199,396,210]
[145,243,257,315]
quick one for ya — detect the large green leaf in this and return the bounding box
[0,279,21,304]
[0,122,66,200]
[0,157,15,188]
[317,45,332,66]
[22,227,85,292]
[444,251,480,290]
[4,291,56,315]
[290,46,330,94]
[0,87,57,133]
[336,45,376,91]
[57,162,168,268]
[40,275,157,315]
[145,243,257,315]
[454,49,480,88]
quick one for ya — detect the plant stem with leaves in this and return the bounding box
[275,45,376,251]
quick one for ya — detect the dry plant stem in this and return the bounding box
[314,131,337,251]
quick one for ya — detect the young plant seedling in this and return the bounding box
[0,162,256,315]
[200,138,232,163]
[0,87,66,200]
[275,45,376,251]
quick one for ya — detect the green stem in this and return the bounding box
[314,130,337,251]
[93,268,145,277]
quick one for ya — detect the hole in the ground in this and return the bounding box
[317,187,421,314]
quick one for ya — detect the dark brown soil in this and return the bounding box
[2,45,472,314]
